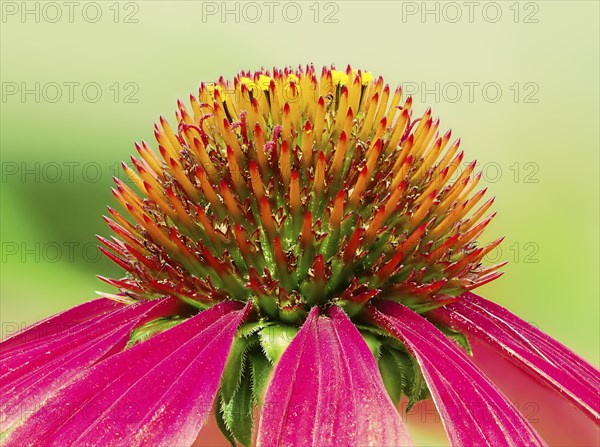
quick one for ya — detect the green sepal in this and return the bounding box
[379,347,431,411]
[355,324,408,352]
[378,348,403,405]
[434,323,472,355]
[221,334,258,403]
[360,330,382,360]
[258,324,299,364]
[338,300,368,318]
[402,352,430,410]
[126,316,184,348]
[238,320,271,338]
[248,349,273,406]
[355,323,393,339]
[278,306,306,325]
[215,392,237,447]
[221,368,254,447]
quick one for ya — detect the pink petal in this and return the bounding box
[469,334,600,446]
[0,297,123,352]
[370,300,546,447]
[0,297,183,433]
[3,300,250,447]
[430,292,600,423]
[257,305,413,447]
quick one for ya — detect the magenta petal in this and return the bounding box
[430,292,600,423]
[3,300,249,447]
[468,333,600,446]
[0,297,123,352]
[371,300,546,447]
[257,306,412,447]
[0,297,183,433]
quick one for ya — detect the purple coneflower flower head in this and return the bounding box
[1,65,598,447]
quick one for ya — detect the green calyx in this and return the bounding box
[126,316,185,348]
[379,346,430,410]
[122,303,471,447]
[217,321,279,447]
[257,324,299,364]
[216,316,472,446]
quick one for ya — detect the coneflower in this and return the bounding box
[1,65,598,447]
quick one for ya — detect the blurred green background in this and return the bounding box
[1,1,598,445]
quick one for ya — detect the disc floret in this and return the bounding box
[100,64,503,325]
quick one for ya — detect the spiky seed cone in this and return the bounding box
[100,65,504,323]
